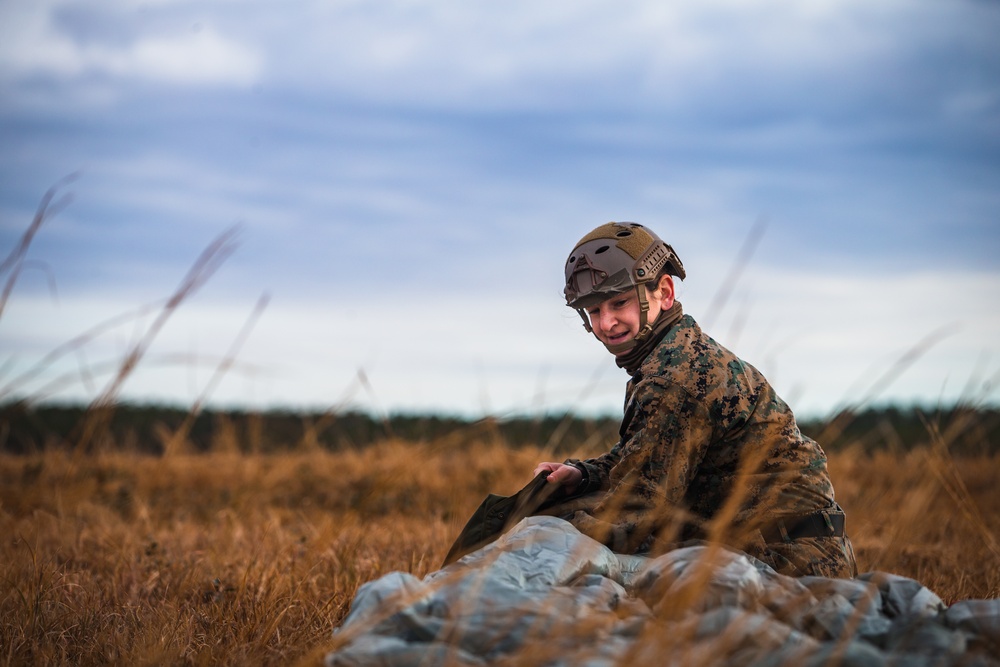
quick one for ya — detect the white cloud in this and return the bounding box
[694,267,1000,414]
[4,0,995,115]
[3,264,998,417]
[0,1,260,87]
[246,0,980,111]
[116,27,259,85]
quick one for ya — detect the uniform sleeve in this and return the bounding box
[569,376,716,552]
[565,442,620,495]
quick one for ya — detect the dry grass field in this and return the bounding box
[4,185,998,665]
[2,427,999,666]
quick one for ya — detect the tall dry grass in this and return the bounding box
[2,432,999,666]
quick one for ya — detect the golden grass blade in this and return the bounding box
[72,227,240,454]
[162,292,270,457]
[0,175,77,322]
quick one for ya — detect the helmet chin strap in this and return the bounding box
[579,284,654,356]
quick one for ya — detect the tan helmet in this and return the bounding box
[564,222,685,352]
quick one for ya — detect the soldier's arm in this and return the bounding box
[563,440,623,494]
[570,377,715,552]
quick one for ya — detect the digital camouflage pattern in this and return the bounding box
[567,314,858,578]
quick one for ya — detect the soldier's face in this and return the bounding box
[587,292,643,349]
[585,276,675,354]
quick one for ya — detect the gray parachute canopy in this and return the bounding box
[326,517,1000,666]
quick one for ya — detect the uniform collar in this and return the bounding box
[615,301,684,377]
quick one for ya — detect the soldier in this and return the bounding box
[534,222,857,578]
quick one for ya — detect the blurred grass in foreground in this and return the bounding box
[1,431,998,666]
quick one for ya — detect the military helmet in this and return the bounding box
[564,222,685,309]
[564,222,685,352]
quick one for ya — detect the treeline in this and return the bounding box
[0,403,620,455]
[1,402,997,456]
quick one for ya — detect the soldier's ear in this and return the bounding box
[654,274,674,298]
[653,274,675,309]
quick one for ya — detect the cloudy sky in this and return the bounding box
[1,0,998,420]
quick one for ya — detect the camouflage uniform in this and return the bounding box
[566,314,857,578]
